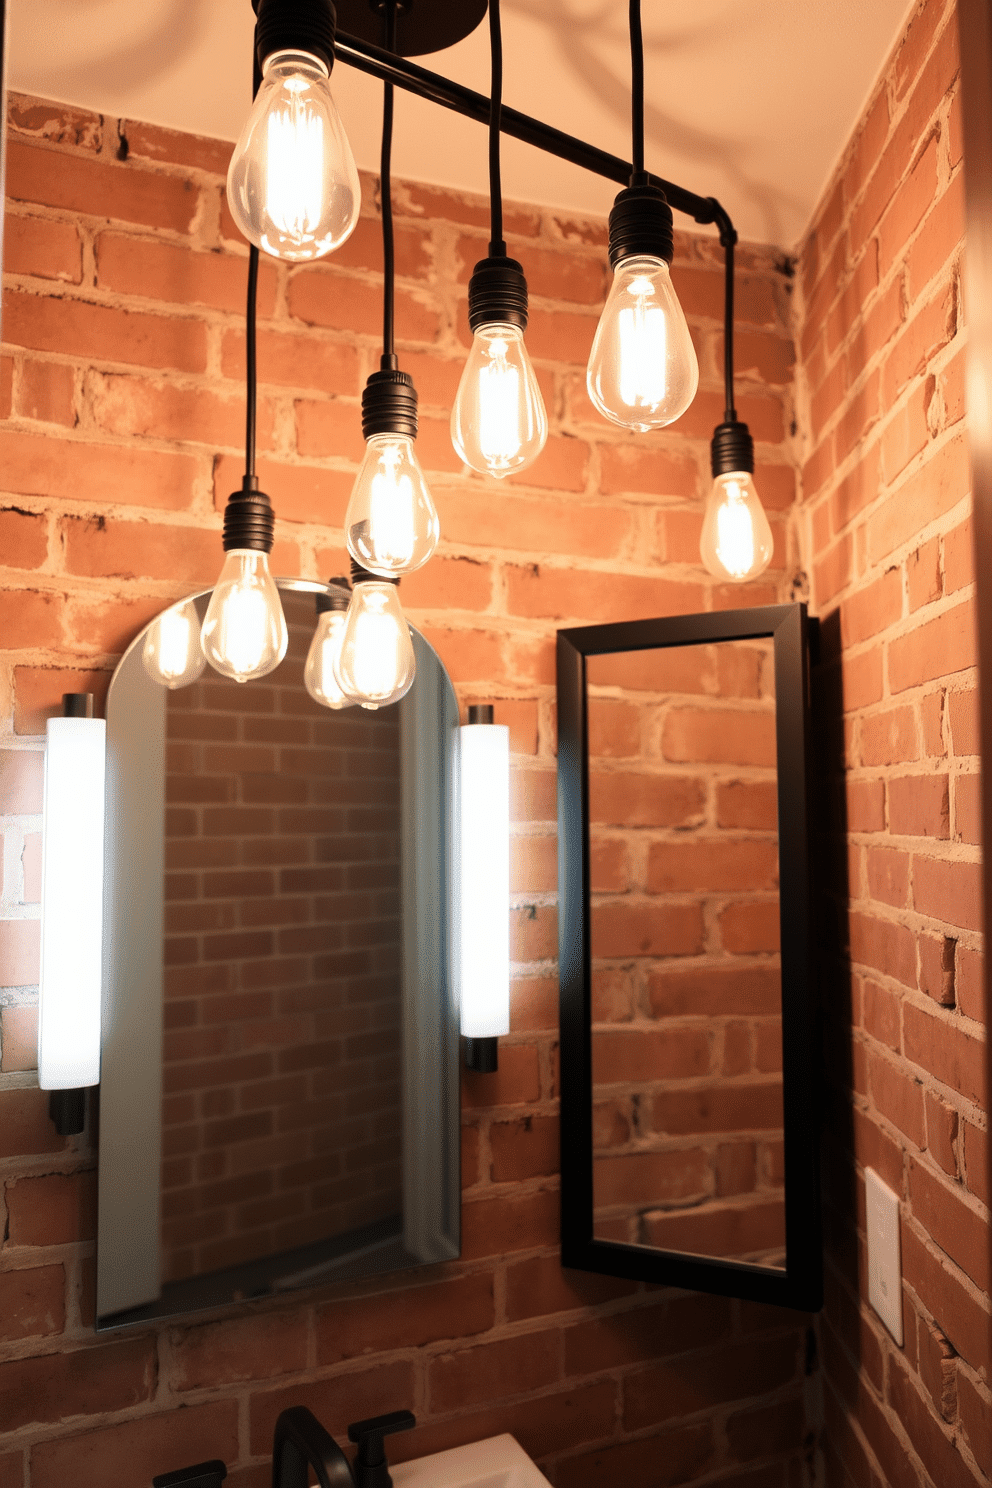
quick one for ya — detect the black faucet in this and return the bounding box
[347,1411,416,1488]
[272,1407,357,1488]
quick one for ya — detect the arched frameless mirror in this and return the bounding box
[96,580,460,1329]
[557,603,822,1312]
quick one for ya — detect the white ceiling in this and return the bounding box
[9,0,915,248]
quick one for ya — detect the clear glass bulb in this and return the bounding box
[200,550,288,683]
[334,581,416,711]
[345,434,440,576]
[587,255,699,431]
[142,599,207,690]
[451,323,548,479]
[304,609,354,710]
[226,49,360,262]
[700,471,774,582]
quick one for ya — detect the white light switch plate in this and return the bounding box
[866,1167,903,1344]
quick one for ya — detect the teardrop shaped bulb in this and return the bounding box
[200,550,288,682]
[587,255,698,430]
[226,49,360,261]
[451,323,548,478]
[700,472,774,582]
[304,608,354,709]
[334,581,416,710]
[142,599,207,689]
[345,434,439,576]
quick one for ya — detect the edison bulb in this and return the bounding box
[200,550,288,683]
[587,256,698,431]
[334,582,416,710]
[451,323,548,478]
[142,599,206,690]
[345,434,439,576]
[304,609,353,710]
[226,49,360,261]
[700,472,774,582]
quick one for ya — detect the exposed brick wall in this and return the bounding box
[588,639,785,1263]
[0,73,811,1488]
[796,0,990,1483]
[162,607,402,1284]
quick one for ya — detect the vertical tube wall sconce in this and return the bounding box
[460,703,510,1072]
[38,693,106,1135]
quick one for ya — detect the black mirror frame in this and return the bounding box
[556,602,822,1311]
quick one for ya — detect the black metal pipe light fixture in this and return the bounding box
[143,0,776,700]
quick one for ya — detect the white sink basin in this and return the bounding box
[392,1434,553,1488]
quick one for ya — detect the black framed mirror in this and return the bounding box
[557,603,821,1310]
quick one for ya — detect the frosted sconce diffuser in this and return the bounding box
[38,694,106,1109]
[460,705,510,1072]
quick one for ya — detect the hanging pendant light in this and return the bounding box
[586,0,698,431]
[334,560,416,711]
[201,248,289,684]
[344,0,439,577]
[227,0,360,261]
[450,0,547,479]
[304,579,356,709]
[701,422,773,582]
[699,226,774,583]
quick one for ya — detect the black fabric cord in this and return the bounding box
[629,0,644,179]
[488,0,505,257]
[724,232,737,423]
[381,3,397,362]
[245,244,259,479]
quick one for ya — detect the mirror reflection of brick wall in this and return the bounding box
[588,638,785,1265]
[161,603,402,1284]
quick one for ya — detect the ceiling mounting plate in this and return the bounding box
[333,0,488,58]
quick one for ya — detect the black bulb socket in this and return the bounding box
[222,475,276,553]
[468,256,529,333]
[711,420,755,478]
[252,0,336,75]
[315,577,351,615]
[608,182,674,269]
[362,369,419,441]
[350,557,400,587]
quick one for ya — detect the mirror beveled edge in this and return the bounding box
[556,602,823,1312]
[96,578,462,1330]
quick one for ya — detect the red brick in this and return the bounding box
[0,507,49,570]
[956,945,984,1021]
[222,327,359,394]
[904,1002,985,1105]
[912,854,982,931]
[889,600,977,694]
[849,912,917,988]
[505,1253,634,1321]
[888,773,949,837]
[878,137,939,273]
[31,1402,239,1488]
[429,1328,559,1412]
[863,980,900,1050]
[5,140,199,232]
[288,267,440,342]
[565,1292,732,1376]
[213,451,352,528]
[0,918,40,986]
[963,1122,988,1206]
[0,1336,155,1431]
[0,1265,65,1341]
[859,707,917,766]
[957,1370,992,1479]
[598,443,699,498]
[555,1425,713,1488]
[490,1115,559,1181]
[460,1188,559,1260]
[4,213,82,282]
[924,1090,959,1178]
[592,901,704,960]
[0,747,44,810]
[17,360,76,427]
[868,1049,925,1145]
[0,429,199,514]
[919,932,956,1006]
[4,290,207,373]
[948,688,979,755]
[944,515,973,594]
[0,1004,39,1071]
